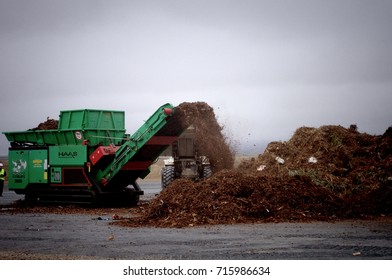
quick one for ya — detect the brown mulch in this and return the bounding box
[116,124,392,228]
[118,171,345,228]
[238,125,391,195]
[29,118,58,130]
[0,199,136,217]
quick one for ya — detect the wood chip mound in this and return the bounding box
[117,125,392,228]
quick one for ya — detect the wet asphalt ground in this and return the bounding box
[1,182,392,260]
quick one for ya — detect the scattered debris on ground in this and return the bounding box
[1,198,140,217]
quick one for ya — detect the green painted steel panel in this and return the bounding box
[80,130,125,146]
[3,127,126,147]
[8,150,29,190]
[29,150,48,184]
[3,109,126,146]
[59,109,125,130]
[8,149,48,190]
[49,145,87,166]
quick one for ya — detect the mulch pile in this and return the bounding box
[29,118,58,130]
[117,124,392,228]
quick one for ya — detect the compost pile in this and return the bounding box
[29,118,58,130]
[170,102,235,171]
[119,125,392,228]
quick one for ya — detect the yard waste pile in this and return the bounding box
[118,125,392,228]
[29,118,58,130]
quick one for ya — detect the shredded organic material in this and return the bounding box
[117,125,392,228]
[29,118,58,130]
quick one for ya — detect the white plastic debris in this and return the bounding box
[308,156,318,163]
[163,156,174,165]
[275,157,285,164]
[257,165,266,171]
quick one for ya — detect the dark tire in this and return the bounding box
[202,165,212,179]
[161,166,175,189]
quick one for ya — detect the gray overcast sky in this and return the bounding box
[1,0,391,155]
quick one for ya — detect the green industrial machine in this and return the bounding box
[3,103,184,205]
